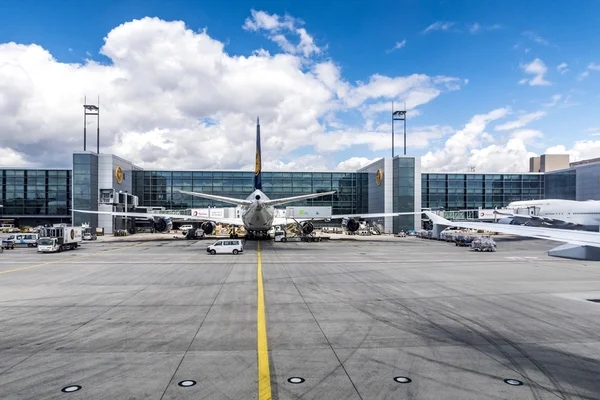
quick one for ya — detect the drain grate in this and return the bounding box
[586,299,600,303]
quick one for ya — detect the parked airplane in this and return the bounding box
[425,211,600,260]
[495,199,600,230]
[74,118,413,238]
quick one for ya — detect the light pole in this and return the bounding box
[392,108,407,156]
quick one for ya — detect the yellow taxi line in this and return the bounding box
[256,242,272,399]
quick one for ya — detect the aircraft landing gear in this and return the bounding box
[246,231,270,240]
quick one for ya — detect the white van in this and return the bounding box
[7,233,39,247]
[207,239,243,255]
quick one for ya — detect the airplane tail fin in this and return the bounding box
[254,117,262,190]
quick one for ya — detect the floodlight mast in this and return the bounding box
[392,105,407,156]
[83,96,100,153]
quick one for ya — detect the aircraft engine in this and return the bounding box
[342,217,360,232]
[201,221,216,235]
[153,217,173,233]
[300,221,314,235]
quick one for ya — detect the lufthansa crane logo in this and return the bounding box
[70,229,75,240]
[255,151,261,176]
[375,168,383,186]
[115,166,124,184]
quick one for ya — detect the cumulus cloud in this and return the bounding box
[0,16,462,170]
[519,58,550,86]
[494,111,546,131]
[545,141,600,162]
[510,129,543,145]
[423,21,455,33]
[336,157,379,171]
[421,108,511,172]
[243,9,319,57]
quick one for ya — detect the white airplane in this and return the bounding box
[494,199,600,230]
[74,118,412,238]
[424,211,600,260]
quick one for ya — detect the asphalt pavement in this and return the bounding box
[0,234,599,399]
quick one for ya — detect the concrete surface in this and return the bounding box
[0,235,599,399]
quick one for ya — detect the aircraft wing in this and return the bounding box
[72,209,244,226]
[272,212,417,226]
[495,211,573,226]
[178,190,252,206]
[425,211,600,248]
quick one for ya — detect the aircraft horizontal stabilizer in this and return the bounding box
[263,191,337,207]
[178,190,252,206]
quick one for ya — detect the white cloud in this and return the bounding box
[0,147,38,167]
[519,58,550,86]
[243,9,320,57]
[494,111,546,131]
[510,129,543,145]
[423,21,455,33]
[469,23,501,34]
[522,31,549,46]
[336,157,379,171]
[578,71,590,81]
[545,141,600,162]
[421,108,510,172]
[578,62,600,80]
[243,9,293,31]
[386,39,406,53]
[588,62,600,71]
[0,16,461,169]
[469,23,481,34]
[544,94,562,107]
[585,127,600,136]
[557,62,569,74]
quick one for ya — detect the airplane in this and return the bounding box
[494,199,600,231]
[424,211,600,260]
[74,118,414,238]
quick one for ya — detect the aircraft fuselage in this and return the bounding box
[240,189,275,232]
[506,199,600,227]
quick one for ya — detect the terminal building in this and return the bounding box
[1,151,598,234]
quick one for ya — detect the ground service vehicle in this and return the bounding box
[37,226,83,253]
[207,239,243,255]
[6,233,39,247]
[83,232,97,240]
[1,239,15,251]
[179,225,194,232]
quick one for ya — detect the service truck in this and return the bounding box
[37,226,83,253]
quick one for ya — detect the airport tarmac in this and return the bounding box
[0,235,599,399]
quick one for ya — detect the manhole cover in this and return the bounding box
[61,385,82,393]
[504,379,524,386]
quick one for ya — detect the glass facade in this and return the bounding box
[72,153,99,227]
[132,170,361,215]
[544,169,576,200]
[422,173,545,210]
[393,158,415,231]
[0,168,71,221]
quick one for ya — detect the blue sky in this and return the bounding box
[0,0,599,171]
